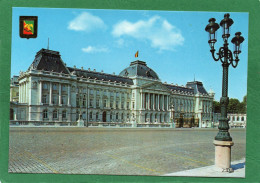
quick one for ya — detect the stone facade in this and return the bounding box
[10,48,214,127]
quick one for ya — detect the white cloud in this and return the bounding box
[82,46,109,53]
[115,38,125,47]
[112,16,184,51]
[68,12,106,32]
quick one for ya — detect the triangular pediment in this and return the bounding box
[141,82,170,92]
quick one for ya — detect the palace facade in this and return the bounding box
[10,48,214,127]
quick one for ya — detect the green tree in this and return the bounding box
[239,95,247,113]
[213,101,221,113]
[228,98,240,113]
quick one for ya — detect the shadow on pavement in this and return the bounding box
[231,162,245,170]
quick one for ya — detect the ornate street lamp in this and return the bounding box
[170,103,175,125]
[205,13,244,172]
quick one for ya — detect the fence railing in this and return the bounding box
[10,120,173,128]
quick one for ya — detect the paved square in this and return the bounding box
[9,127,246,176]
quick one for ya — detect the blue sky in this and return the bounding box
[11,8,248,102]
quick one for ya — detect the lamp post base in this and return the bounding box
[214,140,234,172]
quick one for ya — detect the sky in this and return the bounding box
[11,8,248,102]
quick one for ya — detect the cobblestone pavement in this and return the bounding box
[8,127,246,176]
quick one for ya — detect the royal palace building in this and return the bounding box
[10,48,214,127]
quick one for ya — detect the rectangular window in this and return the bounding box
[53,110,58,119]
[43,110,48,119]
[43,83,48,90]
[52,95,58,105]
[61,96,66,105]
[121,102,124,109]
[90,99,93,107]
[52,83,58,90]
[110,101,113,108]
[62,111,66,119]
[103,99,107,108]
[62,85,67,92]
[96,99,100,107]
[132,102,135,109]
[127,102,130,109]
[83,98,86,107]
[42,95,47,104]
[116,101,119,109]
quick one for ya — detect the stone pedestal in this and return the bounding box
[214,140,234,172]
[132,121,137,128]
[77,118,85,127]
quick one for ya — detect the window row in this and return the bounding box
[77,98,131,109]
[42,95,67,105]
[77,88,131,98]
[43,110,67,120]
[42,82,67,91]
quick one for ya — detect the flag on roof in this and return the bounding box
[135,51,139,58]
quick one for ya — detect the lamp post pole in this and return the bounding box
[205,13,244,172]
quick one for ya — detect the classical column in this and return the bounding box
[59,83,62,105]
[158,94,160,110]
[21,83,24,103]
[100,90,104,108]
[153,94,155,110]
[87,88,90,108]
[144,93,146,109]
[25,81,28,103]
[19,83,21,103]
[143,93,145,109]
[140,92,143,109]
[162,95,165,111]
[49,82,52,105]
[108,90,111,108]
[67,84,71,106]
[28,81,32,105]
[148,93,150,109]
[146,93,148,109]
[166,95,169,111]
[119,92,122,109]
[94,89,97,108]
[124,92,127,109]
[39,81,42,104]
[113,91,116,109]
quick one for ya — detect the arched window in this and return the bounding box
[116,113,119,119]
[53,110,58,119]
[121,113,124,121]
[43,110,48,119]
[241,117,244,121]
[237,116,240,121]
[127,113,129,119]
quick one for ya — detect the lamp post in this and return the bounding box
[170,104,175,127]
[205,13,244,172]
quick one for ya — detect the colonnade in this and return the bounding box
[140,92,169,111]
[38,81,71,106]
